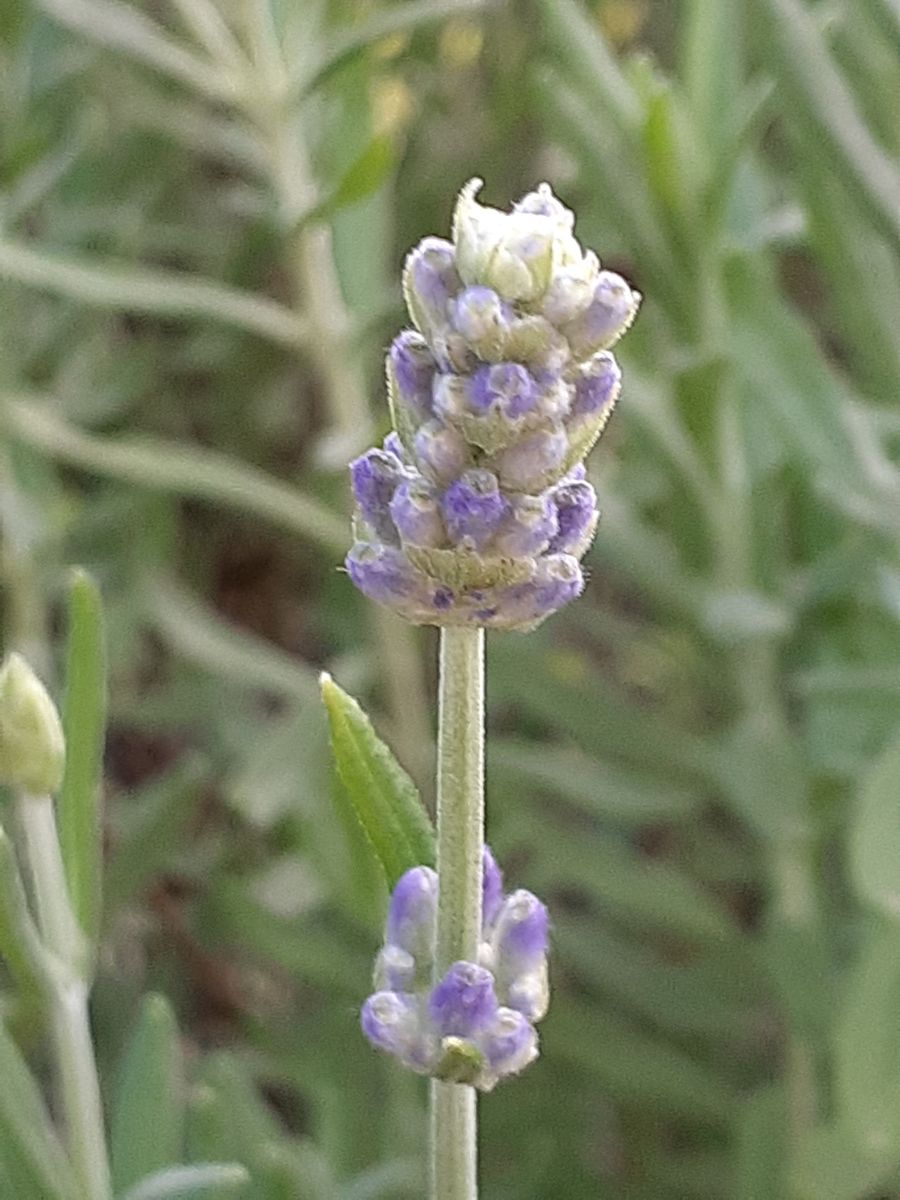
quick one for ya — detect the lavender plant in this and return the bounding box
[343,180,639,1198]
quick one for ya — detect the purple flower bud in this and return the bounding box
[493,889,549,973]
[549,481,597,555]
[491,427,567,493]
[388,331,437,421]
[428,962,498,1037]
[403,237,460,341]
[482,846,504,930]
[382,431,409,462]
[541,252,600,326]
[386,866,438,958]
[571,351,621,420]
[478,1007,538,1076]
[361,991,419,1057]
[441,470,508,550]
[414,420,471,484]
[346,543,422,607]
[469,363,538,420]
[493,493,558,557]
[451,286,510,360]
[390,478,445,548]
[349,448,404,541]
[495,554,584,628]
[373,943,416,992]
[506,965,550,1022]
[563,272,640,358]
[513,183,574,228]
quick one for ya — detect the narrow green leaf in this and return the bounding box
[835,917,900,1157]
[309,136,394,223]
[0,240,304,347]
[295,0,488,99]
[682,0,742,162]
[120,1164,249,1200]
[105,756,206,914]
[0,1019,75,1200]
[2,398,347,553]
[111,994,185,1194]
[546,999,737,1124]
[754,0,900,255]
[521,811,735,945]
[58,569,105,948]
[735,1087,788,1200]
[850,727,900,916]
[533,0,639,130]
[0,828,51,1000]
[488,739,700,824]
[320,674,434,886]
[146,578,318,703]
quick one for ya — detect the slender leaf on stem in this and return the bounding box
[58,570,105,949]
[835,917,900,1158]
[850,727,900,917]
[111,994,185,1195]
[320,673,434,885]
[145,577,318,703]
[753,0,900,255]
[294,0,489,99]
[682,0,742,164]
[0,241,305,348]
[35,0,243,103]
[0,1019,75,1200]
[0,828,51,1000]
[2,397,347,553]
[119,1164,250,1200]
[104,757,207,912]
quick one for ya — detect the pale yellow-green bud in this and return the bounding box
[0,653,66,795]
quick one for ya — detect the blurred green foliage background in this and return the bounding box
[2,0,900,1196]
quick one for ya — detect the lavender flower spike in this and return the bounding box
[346,179,639,631]
[360,847,551,1090]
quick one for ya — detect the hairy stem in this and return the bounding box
[430,626,484,1200]
[17,793,111,1200]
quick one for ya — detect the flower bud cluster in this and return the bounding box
[360,849,549,1091]
[347,179,640,630]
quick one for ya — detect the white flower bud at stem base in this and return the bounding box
[0,653,66,795]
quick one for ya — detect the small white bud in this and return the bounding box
[0,653,66,795]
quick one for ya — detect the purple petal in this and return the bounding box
[389,331,437,420]
[386,866,438,957]
[493,889,548,972]
[482,846,504,930]
[441,470,508,550]
[564,273,639,358]
[478,1007,538,1076]
[493,492,559,557]
[345,543,423,606]
[349,448,404,540]
[390,478,446,548]
[413,420,471,484]
[548,481,597,555]
[428,962,498,1037]
[571,351,621,420]
[492,427,567,492]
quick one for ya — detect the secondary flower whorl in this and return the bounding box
[347,179,640,631]
[361,849,549,1091]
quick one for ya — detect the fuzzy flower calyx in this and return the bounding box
[348,179,640,631]
[0,653,65,795]
[360,849,549,1091]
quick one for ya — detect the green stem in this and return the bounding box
[430,626,484,1200]
[17,793,111,1200]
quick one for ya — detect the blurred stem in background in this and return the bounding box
[210,0,434,789]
